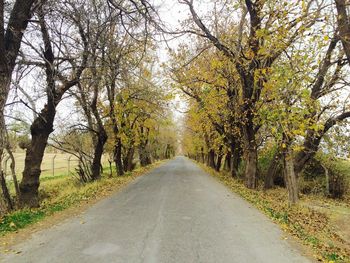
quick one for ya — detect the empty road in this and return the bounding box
[1,157,311,263]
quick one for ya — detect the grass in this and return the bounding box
[195,161,350,263]
[0,161,163,236]
[0,210,45,233]
[4,152,110,180]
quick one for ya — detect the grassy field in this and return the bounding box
[3,152,109,180]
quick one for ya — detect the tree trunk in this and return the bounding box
[0,0,37,171]
[6,146,20,197]
[0,92,14,212]
[242,117,257,188]
[224,153,231,171]
[108,159,113,177]
[215,152,223,172]
[114,137,124,176]
[195,154,199,161]
[123,147,135,172]
[19,107,55,208]
[264,151,282,190]
[164,144,170,159]
[0,171,13,215]
[201,147,205,163]
[207,149,216,169]
[283,149,299,204]
[91,131,107,180]
[215,146,223,171]
[0,76,11,153]
[335,0,350,64]
[230,143,242,177]
[139,144,151,167]
[244,147,257,188]
[283,148,299,205]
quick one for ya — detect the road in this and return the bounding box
[1,157,311,263]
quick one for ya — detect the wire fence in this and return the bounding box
[1,153,109,180]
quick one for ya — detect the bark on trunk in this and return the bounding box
[91,131,107,180]
[0,76,11,152]
[244,147,257,188]
[164,144,170,159]
[283,148,299,205]
[243,117,257,188]
[224,153,231,171]
[139,145,151,167]
[19,107,55,207]
[207,149,216,169]
[6,146,20,197]
[114,137,124,176]
[108,159,113,177]
[138,126,151,167]
[0,171,13,215]
[335,0,350,64]
[0,0,37,161]
[230,143,242,177]
[264,151,282,190]
[215,152,223,172]
[201,147,205,163]
[215,146,223,171]
[123,147,135,172]
[0,92,11,212]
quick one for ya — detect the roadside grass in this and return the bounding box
[7,153,110,180]
[196,162,350,263]
[10,153,81,179]
[0,161,164,236]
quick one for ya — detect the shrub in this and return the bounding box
[300,154,349,199]
[328,164,348,199]
[298,176,325,195]
[302,158,325,181]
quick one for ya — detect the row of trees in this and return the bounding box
[171,0,350,204]
[0,0,176,213]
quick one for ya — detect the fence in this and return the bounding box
[1,153,109,180]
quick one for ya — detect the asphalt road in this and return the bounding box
[1,156,311,263]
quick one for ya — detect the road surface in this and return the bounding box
[1,156,311,263]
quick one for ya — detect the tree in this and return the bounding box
[178,0,321,188]
[0,0,39,213]
[169,44,241,174]
[19,1,89,207]
[335,0,350,63]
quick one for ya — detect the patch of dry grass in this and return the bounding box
[6,153,110,180]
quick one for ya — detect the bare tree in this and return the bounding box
[0,0,40,213]
[19,1,89,207]
[335,0,350,63]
